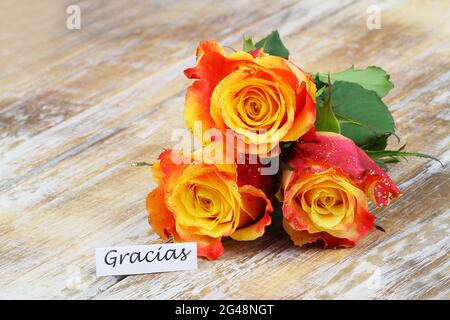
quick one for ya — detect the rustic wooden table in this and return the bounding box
[0,0,449,299]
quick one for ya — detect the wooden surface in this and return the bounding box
[0,0,449,299]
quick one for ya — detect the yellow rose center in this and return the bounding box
[211,65,295,143]
[168,170,241,238]
[301,186,349,229]
[293,170,364,233]
[190,185,222,217]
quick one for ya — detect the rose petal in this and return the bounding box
[176,224,224,260]
[236,160,277,196]
[281,168,376,244]
[283,218,355,248]
[231,185,273,241]
[286,132,401,206]
[184,41,253,133]
[282,82,316,142]
[146,186,177,240]
[257,57,316,101]
[249,48,263,58]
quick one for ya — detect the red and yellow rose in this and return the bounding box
[146,147,274,260]
[279,132,401,248]
[184,41,316,156]
[142,34,411,258]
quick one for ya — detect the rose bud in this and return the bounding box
[280,132,401,248]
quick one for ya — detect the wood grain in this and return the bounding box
[0,0,448,299]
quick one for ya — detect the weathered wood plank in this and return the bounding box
[0,0,448,299]
[90,0,450,299]
[0,0,302,182]
[0,0,347,192]
[94,159,450,299]
[0,0,359,299]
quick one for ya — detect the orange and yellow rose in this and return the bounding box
[184,41,316,156]
[146,148,274,260]
[279,132,401,248]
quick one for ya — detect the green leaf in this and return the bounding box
[374,159,389,171]
[281,141,295,151]
[321,81,395,147]
[316,104,341,133]
[318,66,394,98]
[315,85,326,98]
[315,74,340,134]
[243,36,255,52]
[383,157,402,164]
[365,143,442,170]
[255,30,289,59]
[313,73,326,93]
[366,149,442,165]
[359,133,390,151]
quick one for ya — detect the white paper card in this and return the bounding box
[95,242,197,276]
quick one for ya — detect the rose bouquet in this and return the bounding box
[140,31,437,260]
